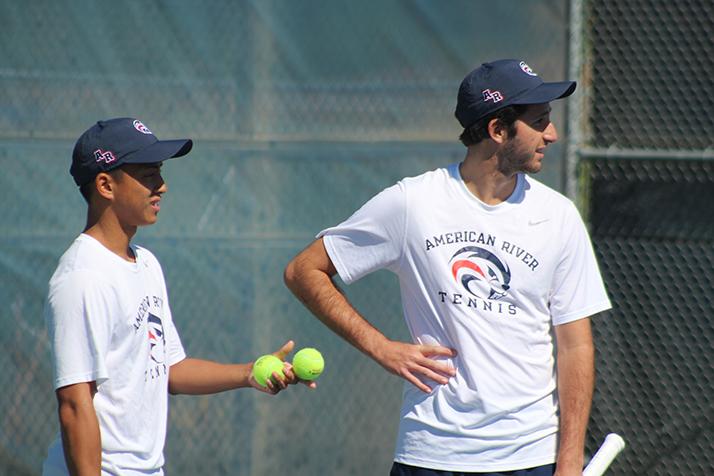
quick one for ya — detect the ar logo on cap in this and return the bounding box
[94,149,117,164]
[519,61,538,77]
[482,89,504,104]
[133,120,153,135]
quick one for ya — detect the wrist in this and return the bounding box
[238,362,254,388]
[556,452,584,473]
[362,334,391,363]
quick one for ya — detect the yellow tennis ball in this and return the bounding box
[252,354,285,387]
[292,348,324,381]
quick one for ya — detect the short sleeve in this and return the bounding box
[161,298,186,366]
[45,270,115,389]
[549,204,612,325]
[318,182,407,284]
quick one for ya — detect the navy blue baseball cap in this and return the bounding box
[70,117,193,186]
[455,59,576,129]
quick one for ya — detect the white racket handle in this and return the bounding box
[582,433,626,476]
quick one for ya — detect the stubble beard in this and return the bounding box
[497,138,541,177]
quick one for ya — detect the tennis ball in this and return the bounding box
[252,354,285,387]
[292,348,324,381]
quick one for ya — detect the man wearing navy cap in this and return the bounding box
[285,60,611,475]
[43,118,312,475]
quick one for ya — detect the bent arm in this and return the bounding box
[168,340,312,395]
[169,358,252,395]
[554,317,595,475]
[284,238,455,393]
[284,238,389,360]
[56,382,101,476]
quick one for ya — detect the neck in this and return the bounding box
[459,147,518,205]
[84,207,137,262]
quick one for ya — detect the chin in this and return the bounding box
[528,165,542,174]
[525,159,543,174]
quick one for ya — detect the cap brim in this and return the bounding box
[511,81,576,106]
[123,139,193,165]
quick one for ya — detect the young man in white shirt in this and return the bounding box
[284,60,611,476]
[43,118,313,476]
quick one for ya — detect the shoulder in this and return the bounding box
[50,267,108,293]
[133,244,160,266]
[393,165,456,209]
[359,165,454,213]
[334,164,456,224]
[51,236,110,282]
[522,175,579,214]
[398,164,454,191]
[519,176,586,239]
[133,245,166,276]
[47,266,116,319]
[133,245,168,282]
[49,237,113,291]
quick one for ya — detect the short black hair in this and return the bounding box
[79,182,93,203]
[77,167,124,203]
[459,104,528,147]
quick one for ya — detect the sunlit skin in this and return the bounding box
[459,102,559,206]
[108,163,167,229]
[496,103,557,176]
[81,162,168,262]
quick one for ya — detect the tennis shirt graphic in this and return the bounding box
[450,246,511,300]
[430,234,542,318]
[319,163,611,472]
[148,313,166,363]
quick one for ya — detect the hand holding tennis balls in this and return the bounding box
[292,348,324,381]
[251,354,285,387]
[250,342,322,394]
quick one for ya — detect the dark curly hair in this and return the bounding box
[459,104,528,147]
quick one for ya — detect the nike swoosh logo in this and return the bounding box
[528,218,550,226]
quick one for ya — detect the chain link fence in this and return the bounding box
[585,158,714,475]
[578,0,714,474]
[586,0,714,150]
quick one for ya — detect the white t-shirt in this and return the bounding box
[42,234,186,476]
[320,163,611,472]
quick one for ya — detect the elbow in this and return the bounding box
[57,399,79,425]
[168,360,188,395]
[283,258,300,293]
[56,390,96,431]
[284,241,336,294]
[167,378,178,395]
[168,377,188,396]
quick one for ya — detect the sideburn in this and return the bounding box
[496,128,530,177]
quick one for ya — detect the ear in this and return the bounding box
[487,118,509,144]
[94,172,115,201]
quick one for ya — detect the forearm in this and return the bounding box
[169,358,252,395]
[285,239,456,394]
[57,387,101,475]
[284,258,388,360]
[555,337,595,473]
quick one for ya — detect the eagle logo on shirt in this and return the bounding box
[147,313,166,364]
[449,246,511,300]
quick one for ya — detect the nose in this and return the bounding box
[544,122,558,144]
[157,174,168,194]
